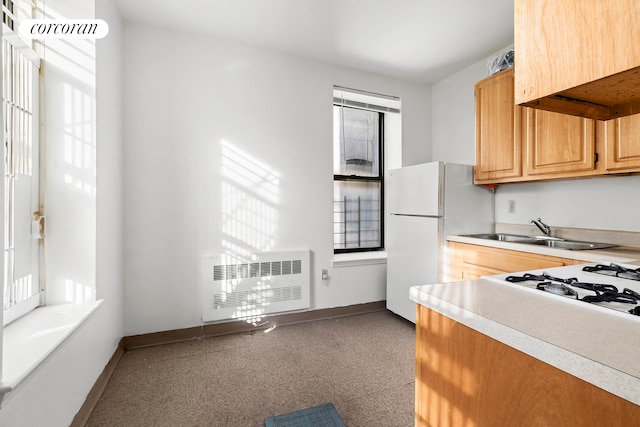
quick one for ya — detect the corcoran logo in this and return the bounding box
[19,19,109,39]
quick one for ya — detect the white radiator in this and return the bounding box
[202,250,310,322]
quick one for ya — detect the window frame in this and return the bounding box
[2,0,42,326]
[2,0,14,30]
[333,104,385,254]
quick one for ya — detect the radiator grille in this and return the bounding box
[202,250,310,322]
[213,286,303,310]
[212,259,302,281]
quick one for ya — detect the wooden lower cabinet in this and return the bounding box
[448,242,586,281]
[415,305,640,427]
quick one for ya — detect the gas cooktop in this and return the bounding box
[485,262,640,319]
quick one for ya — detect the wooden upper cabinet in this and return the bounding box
[474,68,522,184]
[523,109,597,178]
[474,68,601,184]
[604,114,640,173]
[515,0,640,120]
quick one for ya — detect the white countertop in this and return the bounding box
[410,277,640,406]
[447,234,640,264]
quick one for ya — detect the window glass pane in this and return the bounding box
[3,33,40,324]
[333,181,381,250]
[333,106,379,177]
[3,0,14,30]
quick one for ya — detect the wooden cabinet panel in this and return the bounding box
[514,0,640,120]
[605,114,640,172]
[474,69,522,184]
[474,69,603,184]
[461,244,565,272]
[524,109,596,177]
[446,248,503,281]
[448,242,586,280]
[415,305,640,427]
[458,265,503,281]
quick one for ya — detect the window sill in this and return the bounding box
[0,300,103,406]
[332,251,387,267]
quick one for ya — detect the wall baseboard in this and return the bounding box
[70,339,125,427]
[123,301,387,349]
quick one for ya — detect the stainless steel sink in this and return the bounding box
[462,233,538,243]
[542,240,617,250]
[460,233,617,250]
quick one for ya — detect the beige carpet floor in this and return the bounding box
[85,310,415,427]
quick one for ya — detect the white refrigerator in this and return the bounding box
[386,161,493,323]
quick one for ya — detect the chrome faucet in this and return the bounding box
[530,218,551,236]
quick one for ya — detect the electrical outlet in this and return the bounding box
[508,200,516,213]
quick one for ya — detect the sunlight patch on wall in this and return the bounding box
[62,82,95,195]
[221,181,277,252]
[40,5,96,87]
[218,139,282,323]
[64,278,93,303]
[221,139,279,253]
[221,140,279,204]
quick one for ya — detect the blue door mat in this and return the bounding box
[264,403,346,427]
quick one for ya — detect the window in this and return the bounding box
[3,0,14,30]
[333,87,400,253]
[3,0,33,32]
[3,0,41,325]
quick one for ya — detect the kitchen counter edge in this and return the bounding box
[447,234,640,264]
[410,280,640,407]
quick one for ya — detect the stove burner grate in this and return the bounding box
[504,271,640,316]
[505,273,619,293]
[536,282,578,298]
[570,281,619,294]
[582,263,640,281]
[581,290,638,304]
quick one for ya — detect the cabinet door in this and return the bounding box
[415,305,640,427]
[460,243,566,272]
[605,114,640,172]
[524,108,596,178]
[448,242,584,278]
[474,69,523,184]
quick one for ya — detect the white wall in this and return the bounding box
[94,0,124,367]
[431,45,640,233]
[494,175,640,232]
[401,86,432,165]
[41,0,97,305]
[122,24,431,335]
[432,46,513,165]
[0,0,124,425]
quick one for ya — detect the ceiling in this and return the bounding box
[114,0,514,84]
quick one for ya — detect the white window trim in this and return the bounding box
[332,251,387,268]
[332,86,401,254]
[0,300,102,406]
[2,23,42,327]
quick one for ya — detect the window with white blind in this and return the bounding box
[333,87,400,253]
[3,0,42,325]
